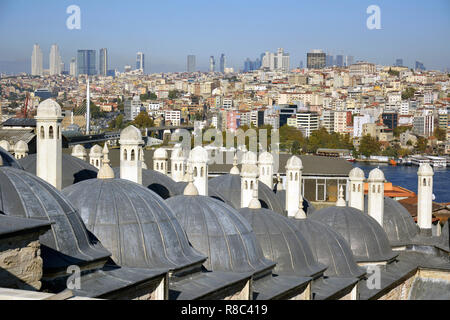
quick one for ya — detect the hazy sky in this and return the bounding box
[0,0,449,74]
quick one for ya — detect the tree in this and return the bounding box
[132,111,154,128]
[168,90,180,100]
[149,92,157,100]
[401,87,416,100]
[359,135,381,157]
[291,140,301,155]
[434,127,446,141]
[388,68,399,77]
[393,126,410,137]
[415,137,428,153]
[140,93,149,101]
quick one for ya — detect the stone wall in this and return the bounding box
[0,232,43,291]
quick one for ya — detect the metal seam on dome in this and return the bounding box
[200,198,214,270]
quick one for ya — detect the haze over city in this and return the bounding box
[1,0,450,74]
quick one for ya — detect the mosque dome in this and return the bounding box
[0,146,24,169]
[209,174,285,215]
[286,156,303,170]
[165,195,275,274]
[368,168,385,181]
[0,167,110,272]
[418,163,434,176]
[19,154,98,189]
[349,167,365,179]
[36,99,62,118]
[89,144,103,157]
[364,196,419,246]
[62,178,206,271]
[291,218,366,278]
[119,125,143,144]
[258,151,273,165]
[154,147,168,159]
[310,206,397,263]
[238,207,326,277]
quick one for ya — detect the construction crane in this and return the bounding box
[15,92,30,118]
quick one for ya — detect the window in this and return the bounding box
[131,150,135,161]
[423,178,426,186]
[245,180,248,190]
[201,167,204,177]
[175,164,178,171]
[358,184,361,192]
[49,126,54,139]
[194,167,198,177]
[40,126,45,139]
[156,163,159,170]
[250,180,254,190]
[353,184,356,192]
[123,149,127,161]
[295,173,298,181]
[57,126,60,139]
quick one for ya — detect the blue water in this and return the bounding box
[353,163,450,203]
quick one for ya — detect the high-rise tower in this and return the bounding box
[31,44,43,76]
[99,48,108,76]
[49,44,62,75]
[136,52,145,73]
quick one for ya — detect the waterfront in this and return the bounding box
[353,163,450,203]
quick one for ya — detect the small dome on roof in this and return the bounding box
[154,147,168,159]
[258,151,273,164]
[165,195,274,274]
[310,205,397,263]
[89,144,103,156]
[241,163,258,176]
[286,156,303,170]
[36,99,62,118]
[368,168,385,181]
[189,146,208,162]
[239,207,326,277]
[364,196,419,246]
[418,163,434,176]
[63,178,206,271]
[209,174,285,214]
[349,167,365,179]
[291,218,366,278]
[119,125,143,144]
[242,151,257,165]
[0,167,110,272]
[0,140,12,152]
[14,140,28,153]
[72,144,86,157]
[171,146,185,160]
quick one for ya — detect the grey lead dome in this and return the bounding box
[165,195,275,274]
[0,167,110,272]
[310,206,398,263]
[0,146,24,169]
[238,207,326,277]
[62,178,206,271]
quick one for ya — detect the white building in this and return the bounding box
[124,96,144,121]
[296,112,319,138]
[353,114,372,138]
[164,110,181,126]
[49,44,62,76]
[31,44,43,76]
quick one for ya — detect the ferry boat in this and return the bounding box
[410,155,446,168]
[410,155,431,166]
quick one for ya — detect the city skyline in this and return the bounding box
[0,0,449,74]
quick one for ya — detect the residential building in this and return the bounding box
[124,96,144,121]
[296,112,319,137]
[307,50,326,69]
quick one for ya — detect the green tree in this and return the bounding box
[393,126,410,137]
[168,90,180,100]
[415,137,428,153]
[434,127,446,141]
[132,111,154,128]
[359,135,381,157]
[149,92,157,100]
[140,93,149,101]
[291,140,301,155]
[401,87,416,100]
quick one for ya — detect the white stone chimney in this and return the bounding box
[35,99,63,190]
[140,147,147,170]
[367,168,385,227]
[71,144,87,161]
[119,125,144,184]
[285,156,303,217]
[348,167,365,212]
[258,151,274,189]
[171,146,186,182]
[188,146,208,196]
[0,140,12,153]
[153,147,168,175]
[241,159,259,208]
[14,141,29,159]
[89,144,102,169]
[417,163,434,235]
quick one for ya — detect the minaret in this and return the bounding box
[97,144,115,180]
[89,144,103,169]
[417,163,434,236]
[171,146,186,182]
[230,153,240,175]
[13,140,28,159]
[71,144,87,161]
[183,169,199,196]
[285,156,303,217]
[248,188,262,209]
[336,185,346,207]
[35,99,63,190]
[258,151,274,189]
[367,168,385,226]
[240,151,259,208]
[153,147,168,175]
[119,125,144,184]
[348,167,365,211]
[188,146,208,196]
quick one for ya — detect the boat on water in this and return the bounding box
[389,159,397,166]
[410,155,447,168]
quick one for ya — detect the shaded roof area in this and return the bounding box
[0,146,24,169]
[0,128,35,145]
[0,215,51,239]
[102,148,353,176]
[20,153,98,189]
[1,118,36,127]
[398,195,448,224]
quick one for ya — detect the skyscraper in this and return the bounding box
[31,44,43,76]
[326,53,334,67]
[307,50,326,69]
[99,48,108,76]
[49,44,62,75]
[136,52,145,73]
[187,55,196,73]
[395,58,403,67]
[415,61,426,71]
[345,55,354,67]
[275,48,290,72]
[220,54,226,73]
[77,50,97,75]
[69,58,77,77]
[209,56,215,72]
[335,55,344,67]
